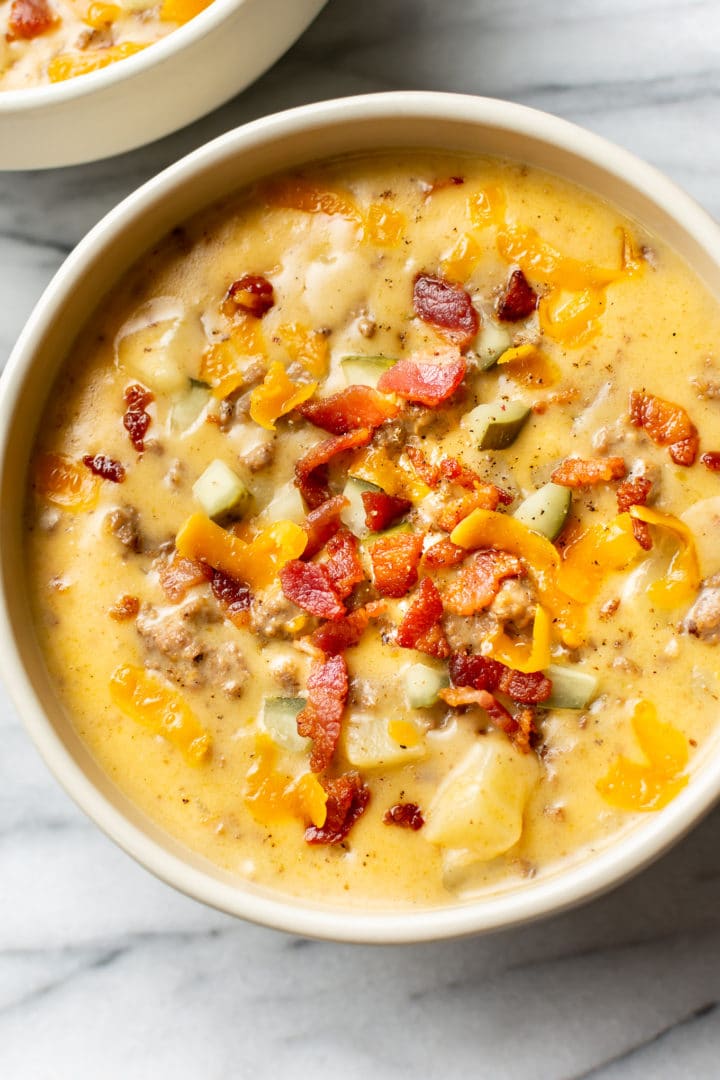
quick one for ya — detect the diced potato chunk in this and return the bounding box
[342,713,426,769]
[424,735,539,861]
[116,304,206,393]
[681,496,720,578]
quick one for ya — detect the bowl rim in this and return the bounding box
[3,90,720,943]
[0,0,248,110]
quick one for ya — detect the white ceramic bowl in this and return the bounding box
[3,92,720,942]
[0,0,326,169]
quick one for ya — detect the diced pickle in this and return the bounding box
[260,696,310,753]
[513,482,571,541]
[340,355,397,388]
[192,459,250,519]
[403,662,449,708]
[464,401,530,450]
[543,665,598,709]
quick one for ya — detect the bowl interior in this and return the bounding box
[3,93,720,942]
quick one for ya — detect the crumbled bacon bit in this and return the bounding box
[158,552,210,602]
[377,352,467,406]
[368,531,425,598]
[222,274,274,318]
[297,655,349,773]
[297,386,400,435]
[436,487,509,532]
[442,551,524,615]
[438,456,485,490]
[438,686,518,737]
[423,537,467,568]
[108,595,139,621]
[511,707,537,755]
[396,577,449,658]
[383,803,424,830]
[122,383,154,453]
[7,0,54,39]
[701,452,720,473]
[415,622,451,659]
[405,445,442,487]
[301,495,348,559]
[551,456,626,487]
[412,273,479,351]
[361,490,412,532]
[279,560,346,621]
[629,390,699,466]
[497,270,538,322]
[305,770,369,844]
[324,528,365,598]
[616,475,653,550]
[210,569,251,625]
[295,428,373,509]
[82,454,126,483]
[307,601,386,655]
[448,651,552,705]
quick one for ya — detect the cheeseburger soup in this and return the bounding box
[0,0,210,88]
[26,153,720,908]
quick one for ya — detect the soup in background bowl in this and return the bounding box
[0,0,328,169]
[3,93,720,942]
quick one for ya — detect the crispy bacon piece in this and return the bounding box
[439,686,518,736]
[305,770,370,844]
[616,474,653,551]
[159,553,211,602]
[497,269,538,322]
[405,447,510,527]
[279,560,346,621]
[122,383,154,453]
[448,651,552,705]
[412,273,479,350]
[297,655,349,773]
[499,667,553,705]
[442,551,524,615]
[82,454,126,483]
[629,390,699,466]
[405,445,442,487]
[324,528,365,598]
[383,803,424,830]
[439,456,485,490]
[307,601,386,655]
[222,274,274,318]
[7,0,54,38]
[415,622,451,659]
[361,490,412,532]
[295,428,373,509]
[301,495,347,559]
[297,386,400,435]
[368,531,425,598]
[701,452,720,473]
[423,537,467,568]
[512,707,537,755]
[210,569,251,625]
[436,487,509,532]
[551,456,626,487]
[377,353,467,407]
[108,595,140,621]
[396,577,449,658]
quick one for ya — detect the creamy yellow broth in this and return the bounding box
[0,0,209,89]
[26,153,720,910]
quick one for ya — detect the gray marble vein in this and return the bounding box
[2,0,720,1076]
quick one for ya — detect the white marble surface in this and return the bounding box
[2,1,720,1076]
